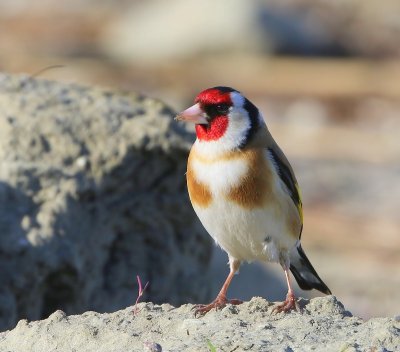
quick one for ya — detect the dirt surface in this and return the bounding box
[0,296,399,352]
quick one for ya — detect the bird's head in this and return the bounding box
[176,86,263,154]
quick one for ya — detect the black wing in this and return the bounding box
[267,145,303,233]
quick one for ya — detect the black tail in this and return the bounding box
[289,244,331,294]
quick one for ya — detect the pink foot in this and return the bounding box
[273,292,299,313]
[194,295,243,316]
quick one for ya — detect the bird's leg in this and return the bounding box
[194,258,242,316]
[273,262,300,313]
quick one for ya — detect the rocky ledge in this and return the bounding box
[0,296,399,352]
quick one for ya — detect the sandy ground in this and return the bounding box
[0,296,398,352]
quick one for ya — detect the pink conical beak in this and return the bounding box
[175,103,208,124]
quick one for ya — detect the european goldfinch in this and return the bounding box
[176,86,331,315]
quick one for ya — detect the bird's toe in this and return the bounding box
[272,292,299,313]
[193,296,243,317]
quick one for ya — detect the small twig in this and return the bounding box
[133,275,149,315]
[29,65,65,79]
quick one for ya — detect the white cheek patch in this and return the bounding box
[227,108,251,143]
[230,92,245,108]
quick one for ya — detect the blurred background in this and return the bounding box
[0,0,399,320]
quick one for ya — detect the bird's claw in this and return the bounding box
[193,296,243,317]
[272,292,299,313]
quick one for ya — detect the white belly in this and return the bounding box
[193,198,296,263]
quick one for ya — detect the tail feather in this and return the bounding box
[289,244,331,295]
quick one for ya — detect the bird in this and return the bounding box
[175,86,331,315]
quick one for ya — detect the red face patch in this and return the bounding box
[195,88,232,106]
[194,87,232,141]
[195,115,229,141]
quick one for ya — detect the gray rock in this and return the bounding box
[0,73,212,331]
[0,297,398,351]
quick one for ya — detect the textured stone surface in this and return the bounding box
[0,296,398,351]
[0,73,212,331]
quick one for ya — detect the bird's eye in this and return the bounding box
[215,104,230,114]
[204,103,230,120]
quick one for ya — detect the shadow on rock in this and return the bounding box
[0,73,212,331]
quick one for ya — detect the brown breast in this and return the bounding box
[187,148,274,210]
[226,149,273,209]
[186,149,213,208]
